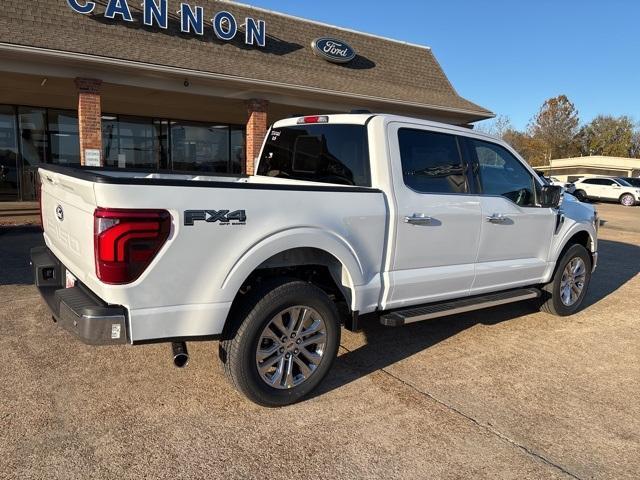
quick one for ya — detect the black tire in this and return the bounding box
[574,190,587,202]
[220,279,340,407]
[619,193,636,207]
[540,244,592,316]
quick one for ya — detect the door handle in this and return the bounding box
[404,213,433,225]
[486,213,508,224]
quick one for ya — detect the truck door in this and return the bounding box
[465,138,556,293]
[382,124,482,310]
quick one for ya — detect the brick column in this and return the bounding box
[75,78,103,166]
[245,99,269,175]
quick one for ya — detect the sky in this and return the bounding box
[241,0,640,130]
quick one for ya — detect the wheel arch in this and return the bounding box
[221,227,366,311]
[549,228,596,279]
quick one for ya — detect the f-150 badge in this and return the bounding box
[184,210,247,226]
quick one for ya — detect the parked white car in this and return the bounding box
[573,177,640,206]
[32,114,599,406]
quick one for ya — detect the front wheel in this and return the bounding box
[220,279,340,407]
[620,193,636,206]
[540,244,592,316]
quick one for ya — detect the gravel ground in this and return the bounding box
[0,207,639,479]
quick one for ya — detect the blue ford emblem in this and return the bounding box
[56,205,64,221]
[311,37,356,64]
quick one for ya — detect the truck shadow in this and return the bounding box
[313,238,640,398]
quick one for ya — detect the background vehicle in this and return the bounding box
[573,177,640,206]
[32,114,598,406]
[549,176,576,194]
[620,177,640,188]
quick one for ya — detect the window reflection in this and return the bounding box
[102,115,245,173]
[48,110,80,165]
[0,103,248,200]
[398,128,467,194]
[0,106,19,200]
[18,107,48,200]
[171,122,230,172]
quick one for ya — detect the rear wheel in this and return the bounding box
[620,193,636,206]
[540,244,592,316]
[220,279,340,407]
[574,189,587,202]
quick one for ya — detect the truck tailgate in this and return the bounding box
[40,168,97,284]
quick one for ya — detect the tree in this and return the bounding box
[502,129,547,166]
[529,95,580,160]
[475,115,513,138]
[577,115,634,157]
[628,129,640,158]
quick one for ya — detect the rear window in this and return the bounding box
[257,124,370,187]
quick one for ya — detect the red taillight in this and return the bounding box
[94,208,171,284]
[297,115,329,124]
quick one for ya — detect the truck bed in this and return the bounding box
[39,164,379,192]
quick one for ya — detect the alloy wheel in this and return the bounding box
[621,194,634,206]
[255,306,327,389]
[559,257,587,306]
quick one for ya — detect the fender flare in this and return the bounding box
[220,227,366,308]
[549,225,596,267]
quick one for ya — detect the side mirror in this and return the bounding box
[540,185,562,208]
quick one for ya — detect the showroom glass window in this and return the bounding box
[103,116,244,173]
[469,139,538,206]
[17,107,48,200]
[48,110,80,166]
[230,127,245,174]
[397,128,467,194]
[171,121,230,172]
[102,115,156,169]
[0,105,19,200]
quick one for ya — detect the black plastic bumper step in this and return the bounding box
[380,288,541,327]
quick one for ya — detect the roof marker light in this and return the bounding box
[297,115,329,124]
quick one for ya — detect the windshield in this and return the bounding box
[623,177,640,186]
[257,124,370,187]
[615,178,632,187]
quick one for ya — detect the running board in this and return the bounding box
[380,288,541,327]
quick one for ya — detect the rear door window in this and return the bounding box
[257,124,370,187]
[397,128,468,194]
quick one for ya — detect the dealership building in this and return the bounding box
[540,156,640,182]
[0,0,492,201]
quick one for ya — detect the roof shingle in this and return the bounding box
[0,0,492,119]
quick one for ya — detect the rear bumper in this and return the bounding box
[30,246,128,345]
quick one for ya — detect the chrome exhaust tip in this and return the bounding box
[172,342,189,368]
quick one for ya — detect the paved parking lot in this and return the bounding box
[1,206,639,479]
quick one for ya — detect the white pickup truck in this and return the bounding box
[32,113,598,406]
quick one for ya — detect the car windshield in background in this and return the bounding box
[257,124,370,187]
[615,177,633,187]
[622,177,640,187]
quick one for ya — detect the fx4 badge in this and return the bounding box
[184,210,247,226]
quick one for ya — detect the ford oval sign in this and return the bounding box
[311,37,356,64]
